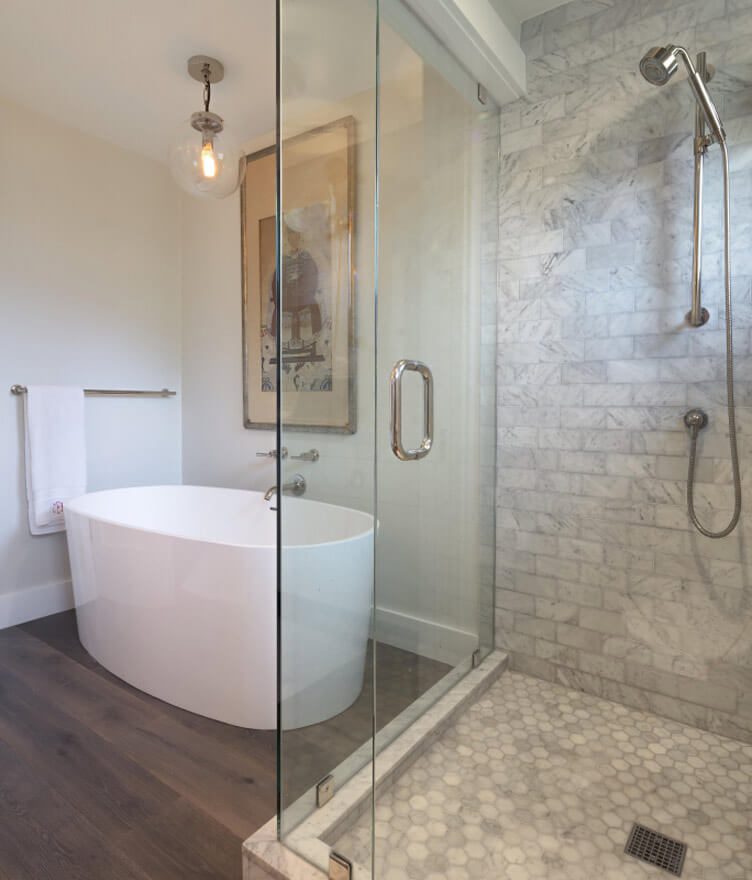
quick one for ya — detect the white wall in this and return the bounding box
[0,97,182,624]
[179,158,378,502]
[182,26,497,665]
[181,108,377,509]
[180,187,277,491]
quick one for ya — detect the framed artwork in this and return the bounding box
[241,116,356,433]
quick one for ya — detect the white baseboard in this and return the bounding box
[375,606,477,666]
[0,586,475,663]
[0,579,74,630]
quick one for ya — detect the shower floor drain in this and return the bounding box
[625,823,687,876]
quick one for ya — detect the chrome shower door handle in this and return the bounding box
[389,359,434,461]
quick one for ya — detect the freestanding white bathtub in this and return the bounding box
[64,485,374,730]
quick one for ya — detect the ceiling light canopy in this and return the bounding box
[168,55,243,199]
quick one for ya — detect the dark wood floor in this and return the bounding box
[0,612,450,880]
[282,640,452,811]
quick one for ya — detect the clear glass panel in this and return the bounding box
[277,1,497,874]
[276,0,377,862]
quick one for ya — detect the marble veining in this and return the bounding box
[495,0,752,743]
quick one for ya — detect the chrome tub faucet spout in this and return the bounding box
[264,474,307,502]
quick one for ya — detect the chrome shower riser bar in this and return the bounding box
[688,51,711,327]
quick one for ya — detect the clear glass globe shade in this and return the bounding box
[168,118,243,199]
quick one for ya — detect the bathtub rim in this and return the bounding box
[64,485,374,551]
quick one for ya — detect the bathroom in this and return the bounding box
[1,0,751,878]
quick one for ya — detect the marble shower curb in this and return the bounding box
[243,650,508,880]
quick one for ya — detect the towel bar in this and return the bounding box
[11,385,176,398]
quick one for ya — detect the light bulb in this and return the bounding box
[201,138,217,179]
[169,105,242,198]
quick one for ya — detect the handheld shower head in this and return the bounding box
[686,68,726,144]
[639,44,726,142]
[639,46,680,85]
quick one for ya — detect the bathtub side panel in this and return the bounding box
[66,510,277,729]
[281,531,374,729]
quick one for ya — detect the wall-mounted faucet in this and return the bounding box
[264,474,307,502]
[256,448,288,460]
[290,449,319,462]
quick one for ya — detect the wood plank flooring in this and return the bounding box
[0,612,450,879]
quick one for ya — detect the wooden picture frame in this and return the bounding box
[241,116,356,433]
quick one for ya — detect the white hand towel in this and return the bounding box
[24,386,87,535]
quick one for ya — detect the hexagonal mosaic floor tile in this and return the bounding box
[333,672,752,879]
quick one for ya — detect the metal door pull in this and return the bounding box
[389,359,433,461]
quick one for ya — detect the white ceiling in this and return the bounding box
[1,0,276,163]
[2,0,564,164]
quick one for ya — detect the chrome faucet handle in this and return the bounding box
[290,449,320,462]
[256,447,288,459]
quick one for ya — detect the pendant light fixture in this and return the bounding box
[168,56,243,199]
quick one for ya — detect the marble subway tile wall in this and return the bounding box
[495,0,752,742]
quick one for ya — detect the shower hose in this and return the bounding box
[686,140,742,538]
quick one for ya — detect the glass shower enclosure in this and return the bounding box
[275,0,499,873]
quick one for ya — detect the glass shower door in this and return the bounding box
[365,9,499,876]
[373,2,497,719]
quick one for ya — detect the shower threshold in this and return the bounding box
[243,651,509,880]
